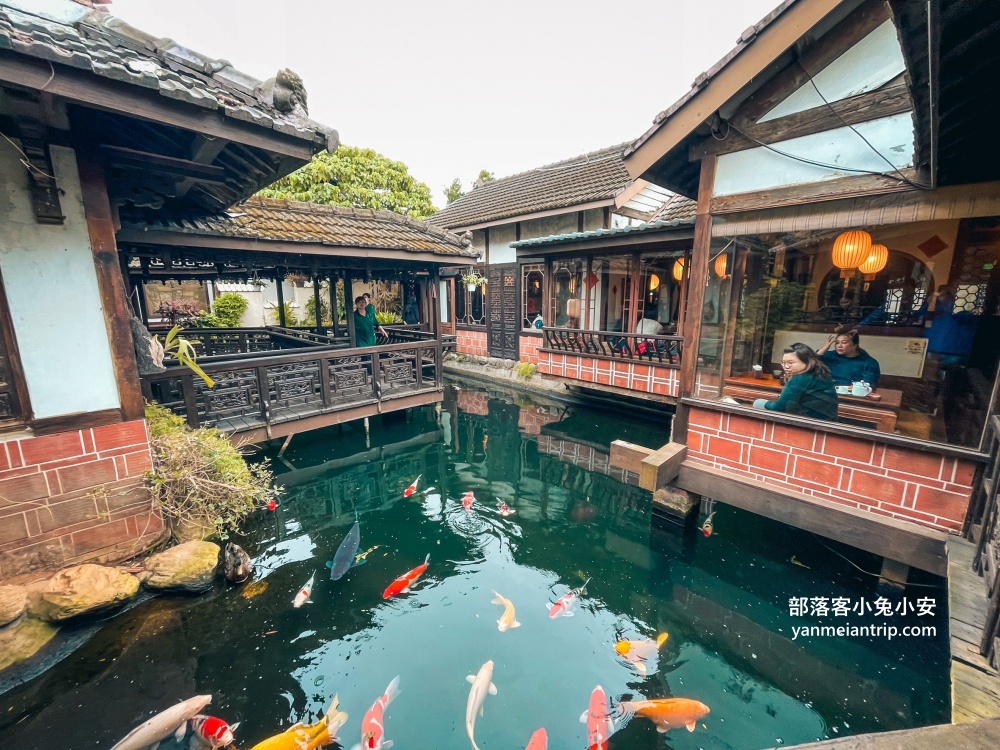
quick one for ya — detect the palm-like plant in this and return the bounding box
[156,326,215,388]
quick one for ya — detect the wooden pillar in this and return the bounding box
[718,247,748,391]
[674,155,717,444]
[344,272,357,347]
[76,150,145,422]
[544,257,553,325]
[313,275,323,334]
[583,255,593,330]
[431,267,441,339]
[275,274,286,328]
[628,250,641,334]
[329,274,340,337]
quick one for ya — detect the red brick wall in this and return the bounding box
[520,334,542,365]
[537,352,680,397]
[457,389,490,416]
[686,406,975,532]
[0,420,163,578]
[517,403,560,435]
[456,328,488,358]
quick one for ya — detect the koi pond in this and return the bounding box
[0,381,949,750]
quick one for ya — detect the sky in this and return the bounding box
[108,0,779,208]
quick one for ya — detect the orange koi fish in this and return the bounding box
[462,492,475,511]
[350,677,400,750]
[403,475,421,498]
[497,501,515,517]
[614,633,668,675]
[491,591,520,632]
[382,554,430,599]
[249,695,347,750]
[548,578,589,619]
[618,697,710,734]
[580,685,614,750]
[524,728,547,750]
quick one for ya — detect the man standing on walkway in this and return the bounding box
[354,295,387,347]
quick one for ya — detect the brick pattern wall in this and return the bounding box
[537,434,637,485]
[537,352,680,397]
[0,420,163,578]
[457,389,490,416]
[520,334,542,365]
[686,406,975,532]
[517,403,560,435]
[456,328,488,358]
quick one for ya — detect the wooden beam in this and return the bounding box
[275,275,286,327]
[610,440,653,475]
[313,275,323,334]
[674,155,717,443]
[100,144,228,182]
[0,51,317,160]
[329,273,340,337]
[76,149,145,421]
[639,441,688,491]
[446,199,616,232]
[675,462,950,576]
[710,169,918,215]
[344,272,357,347]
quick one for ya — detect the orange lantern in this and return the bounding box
[714,253,729,279]
[672,257,686,282]
[831,230,872,278]
[858,243,889,278]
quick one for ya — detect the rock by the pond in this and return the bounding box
[0,616,58,671]
[33,564,140,622]
[141,541,220,592]
[0,584,28,626]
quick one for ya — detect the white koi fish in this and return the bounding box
[110,695,212,750]
[465,660,497,750]
[491,591,521,632]
[293,571,315,608]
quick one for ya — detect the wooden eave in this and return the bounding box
[514,228,693,257]
[445,198,616,233]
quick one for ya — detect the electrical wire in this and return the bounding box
[811,533,943,588]
[0,132,55,180]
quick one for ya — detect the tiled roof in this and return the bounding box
[511,216,694,249]
[0,0,335,150]
[122,197,479,259]
[650,194,696,223]
[427,143,631,229]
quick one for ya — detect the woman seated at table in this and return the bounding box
[817,328,881,388]
[753,343,838,421]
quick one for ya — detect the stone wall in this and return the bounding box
[685,406,975,532]
[0,420,163,578]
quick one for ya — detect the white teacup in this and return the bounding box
[851,382,872,397]
[835,385,850,395]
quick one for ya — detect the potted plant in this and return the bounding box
[462,271,487,292]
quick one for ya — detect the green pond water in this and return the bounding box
[0,381,950,750]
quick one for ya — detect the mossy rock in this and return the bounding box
[33,564,140,622]
[0,616,58,672]
[141,541,220,593]
[0,584,28,626]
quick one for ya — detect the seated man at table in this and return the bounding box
[753,343,838,421]
[817,328,881,389]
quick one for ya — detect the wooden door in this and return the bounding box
[439,278,455,335]
[487,263,519,360]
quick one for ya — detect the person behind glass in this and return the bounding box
[752,343,838,420]
[816,328,881,389]
[354,295,386,347]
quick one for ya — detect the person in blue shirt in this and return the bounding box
[753,343,839,421]
[817,329,881,389]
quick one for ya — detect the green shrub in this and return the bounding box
[270,302,298,326]
[212,293,249,327]
[376,310,403,325]
[515,362,537,379]
[145,403,279,540]
[303,295,333,327]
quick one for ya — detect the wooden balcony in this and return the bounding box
[540,327,683,366]
[142,327,442,441]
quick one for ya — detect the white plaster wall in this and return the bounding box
[0,144,120,418]
[582,209,606,230]
[488,224,517,265]
[760,20,906,122]
[520,214,578,241]
[714,113,914,196]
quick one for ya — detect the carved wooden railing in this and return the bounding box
[142,340,442,433]
[541,327,683,366]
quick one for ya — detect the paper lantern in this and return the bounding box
[832,230,872,277]
[714,253,729,279]
[648,274,660,291]
[858,243,889,276]
[672,258,686,282]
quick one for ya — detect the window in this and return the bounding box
[521,264,544,328]
[700,219,1000,448]
[548,258,585,328]
[455,270,486,326]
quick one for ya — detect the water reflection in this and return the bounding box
[0,383,947,750]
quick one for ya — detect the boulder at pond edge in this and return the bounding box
[0,584,28,626]
[32,564,140,622]
[141,541,220,593]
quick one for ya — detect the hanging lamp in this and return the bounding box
[672,257,686,282]
[831,230,872,278]
[858,243,889,278]
[714,253,729,279]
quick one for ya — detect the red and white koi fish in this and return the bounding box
[382,554,430,599]
[293,572,315,608]
[462,493,475,511]
[615,633,669,675]
[617,697,710,734]
[350,675,400,750]
[580,685,615,750]
[465,660,497,750]
[524,727,547,750]
[110,695,212,750]
[189,715,240,748]
[700,511,716,538]
[403,475,421,498]
[497,501,515,517]
[548,578,590,619]
[267,499,278,512]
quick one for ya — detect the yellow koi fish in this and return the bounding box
[248,695,347,750]
[615,633,668,675]
[491,591,521,632]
